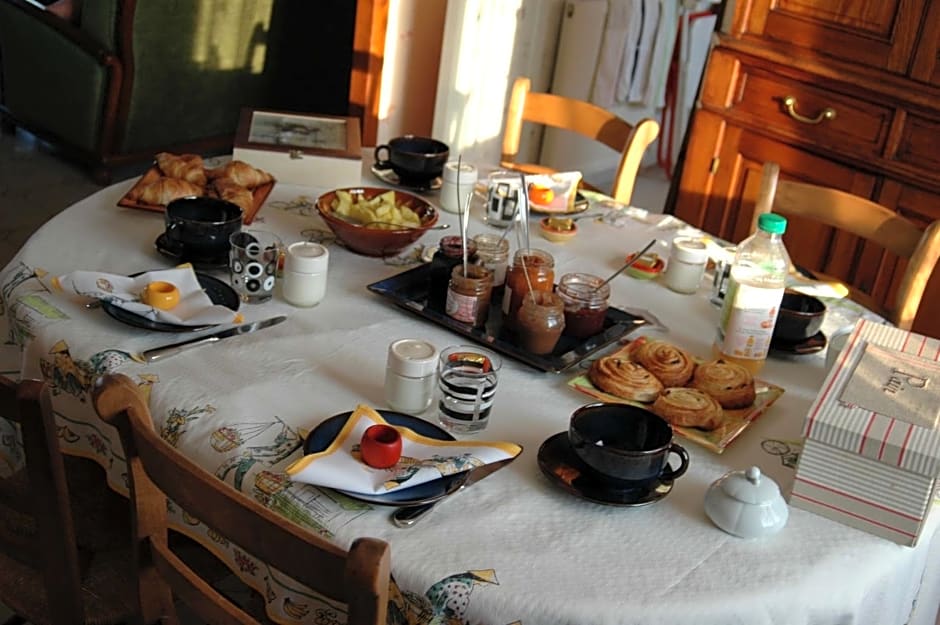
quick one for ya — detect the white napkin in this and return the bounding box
[286,405,522,495]
[52,265,243,326]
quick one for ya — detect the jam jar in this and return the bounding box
[427,235,477,311]
[502,248,555,330]
[445,264,494,327]
[472,233,510,292]
[556,272,610,339]
[517,291,566,355]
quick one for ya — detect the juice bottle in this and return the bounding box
[714,213,790,375]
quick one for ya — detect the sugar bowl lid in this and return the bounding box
[704,466,788,539]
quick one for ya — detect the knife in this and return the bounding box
[138,315,287,363]
[391,454,519,528]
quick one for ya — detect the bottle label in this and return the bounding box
[446,289,481,323]
[719,282,783,360]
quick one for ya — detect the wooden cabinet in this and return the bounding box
[672,0,940,338]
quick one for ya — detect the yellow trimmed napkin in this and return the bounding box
[52,265,243,326]
[286,404,522,495]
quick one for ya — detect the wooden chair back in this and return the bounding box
[752,162,940,330]
[0,375,86,624]
[92,373,391,625]
[500,76,660,205]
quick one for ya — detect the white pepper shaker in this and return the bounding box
[385,339,438,413]
[282,242,329,307]
[440,162,478,214]
[663,237,709,294]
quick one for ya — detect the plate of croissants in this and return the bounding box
[568,336,784,453]
[118,152,276,224]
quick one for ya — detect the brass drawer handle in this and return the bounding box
[782,95,837,124]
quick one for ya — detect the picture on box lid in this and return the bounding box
[247,111,349,151]
[839,343,940,429]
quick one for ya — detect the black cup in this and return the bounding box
[374,135,449,185]
[568,403,689,488]
[164,197,243,258]
[773,289,827,342]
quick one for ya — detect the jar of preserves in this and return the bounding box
[472,233,510,291]
[556,272,609,339]
[446,264,493,327]
[502,249,555,330]
[517,291,566,355]
[427,235,477,311]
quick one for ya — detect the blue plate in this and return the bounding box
[303,410,469,507]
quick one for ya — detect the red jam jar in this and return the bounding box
[556,272,610,339]
[428,235,477,311]
[501,248,555,330]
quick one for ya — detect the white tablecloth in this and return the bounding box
[1,168,938,625]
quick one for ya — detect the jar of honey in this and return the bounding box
[501,248,555,330]
[517,291,566,355]
[428,235,477,311]
[556,272,609,339]
[446,264,493,327]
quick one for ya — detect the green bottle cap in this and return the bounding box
[757,213,787,235]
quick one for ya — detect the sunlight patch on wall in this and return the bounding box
[191,0,273,74]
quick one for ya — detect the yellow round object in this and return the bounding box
[142,281,180,310]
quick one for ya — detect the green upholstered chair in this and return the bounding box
[0,0,356,183]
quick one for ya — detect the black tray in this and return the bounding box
[367,264,645,373]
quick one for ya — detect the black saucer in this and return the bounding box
[155,233,229,270]
[537,432,674,506]
[371,164,442,192]
[770,331,827,355]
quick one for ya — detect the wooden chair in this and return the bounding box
[92,373,391,625]
[500,76,660,205]
[752,162,940,330]
[0,374,139,625]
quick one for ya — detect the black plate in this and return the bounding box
[155,233,230,270]
[303,410,469,507]
[371,164,443,192]
[770,330,827,355]
[537,432,674,506]
[101,272,240,332]
[367,263,645,373]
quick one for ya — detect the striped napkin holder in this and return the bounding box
[791,319,940,546]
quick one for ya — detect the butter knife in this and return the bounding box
[138,315,287,363]
[391,454,519,528]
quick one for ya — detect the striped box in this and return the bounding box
[791,320,940,546]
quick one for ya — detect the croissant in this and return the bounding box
[652,388,724,430]
[125,166,162,201]
[630,339,696,387]
[138,177,203,206]
[155,152,207,187]
[690,360,756,409]
[208,160,274,188]
[588,358,663,403]
[210,179,253,216]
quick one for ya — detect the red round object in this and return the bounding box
[360,424,403,469]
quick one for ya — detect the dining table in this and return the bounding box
[1,155,938,625]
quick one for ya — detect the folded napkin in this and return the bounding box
[52,265,243,326]
[286,405,522,495]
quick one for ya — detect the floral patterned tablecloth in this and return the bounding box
[1,175,938,625]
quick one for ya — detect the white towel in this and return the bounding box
[628,0,662,103]
[591,0,636,107]
[614,0,644,103]
[648,0,678,108]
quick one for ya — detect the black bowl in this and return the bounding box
[773,290,826,342]
[568,403,687,487]
[164,196,243,256]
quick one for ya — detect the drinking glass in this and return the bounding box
[229,230,282,303]
[436,345,502,434]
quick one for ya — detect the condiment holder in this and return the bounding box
[704,466,788,538]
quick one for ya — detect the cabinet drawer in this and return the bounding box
[718,60,894,159]
[896,113,940,174]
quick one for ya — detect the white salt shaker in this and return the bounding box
[440,162,478,214]
[385,339,438,413]
[663,237,709,294]
[282,242,329,307]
